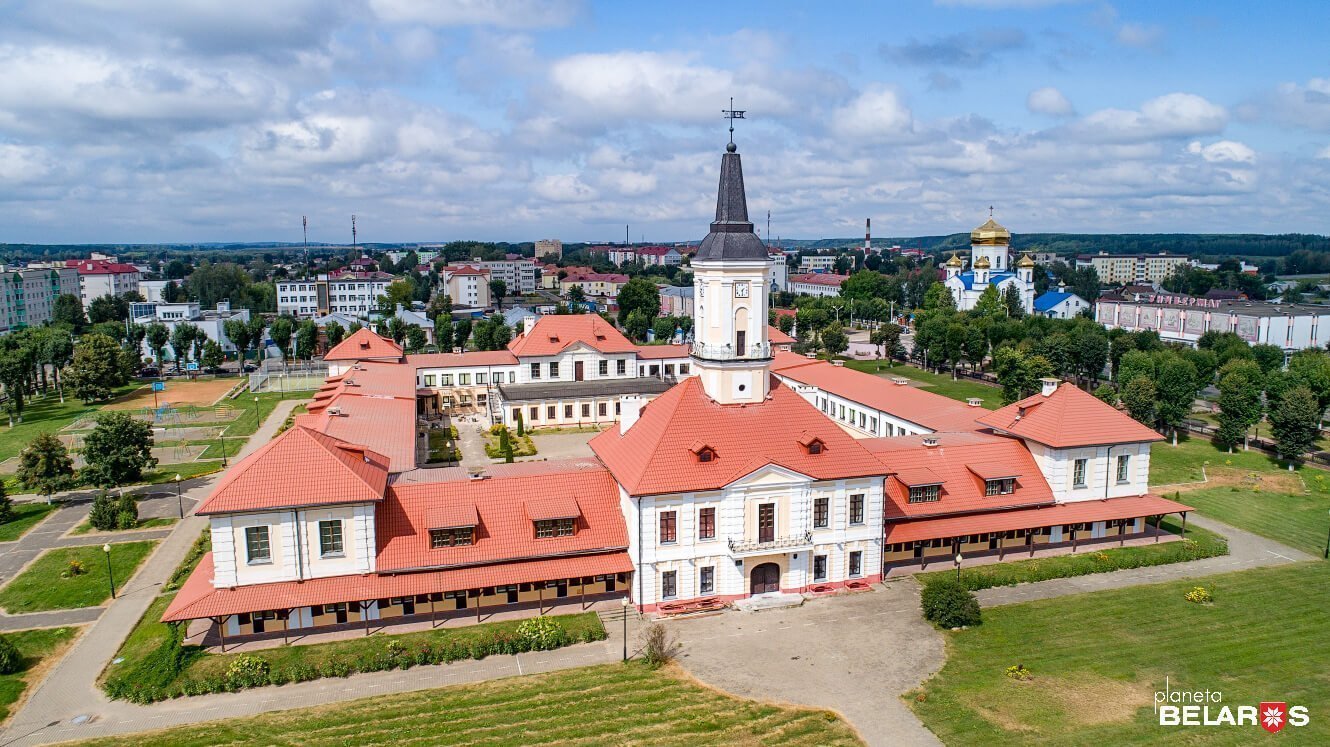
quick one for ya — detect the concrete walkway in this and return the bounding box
[1,399,309,747]
[976,514,1313,607]
[454,414,491,469]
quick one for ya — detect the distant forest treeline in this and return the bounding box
[794,232,1330,261]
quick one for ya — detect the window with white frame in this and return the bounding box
[245,526,271,564]
[318,519,344,557]
[1116,454,1130,483]
[908,485,941,503]
[661,570,677,599]
[1073,458,1088,487]
[985,478,1015,496]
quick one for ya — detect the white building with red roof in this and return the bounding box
[66,258,142,308]
[789,272,847,298]
[165,139,1193,643]
[442,265,492,309]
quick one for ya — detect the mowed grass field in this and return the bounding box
[0,627,78,723]
[0,384,139,462]
[0,503,58,542]
[842,360,1001,409]
[79,663,862,747]
[0,541,156,613]
[911,563,1330,745]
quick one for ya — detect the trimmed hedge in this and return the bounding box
[921,577,982,629]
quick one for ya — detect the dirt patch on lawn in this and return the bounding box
[1038,675,1152,725]
[102,378,240,410]
[1173,466,1305,495]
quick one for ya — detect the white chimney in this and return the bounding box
[619,394,644,433]
[523,315,538,335]
[1040,377,1059,397]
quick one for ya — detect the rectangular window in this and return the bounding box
[849,551,863,577]
[581,403,591,418]
[245,526,271,564]
[564,404,573,419]
[423,375,436,386]
[534,518,575,538]
[476,373,486,385]
[617,359,626,375]
[547,405,556,420]
[758,503,775,543]
[699,566,714,594]
[849,494,864,525]
[458,373,471,385]
[549,362,559,378]
[440,374,453,386]
[530,362,540,379]
[679,363,689,374]
[659,511,677,543]
[661,570,677,599]
[509,371,516,383]
[813,497,829,528]
[598,402,607,417]
[1073,458,1088,487]
[529,406,539,421]
[813,554,827,581]
[1116,454,1130,483]
[599,360,608,376]
[698,507,716,539]
[908,485,941,503]
[318,519,344,557]
[985,478,1015,496]
[429,527,474,548]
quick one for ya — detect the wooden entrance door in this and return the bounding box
[750,563,780,594]
[736,330,747,356]
[758,503,775,543]
[575,361,584,381]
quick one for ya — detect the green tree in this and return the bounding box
[324,320,346,349]
[435,317,453,351]
[222,318,252,362]
[776,313,795,335]
[652,317,675,342]
[922,284,956,311]
[405,324,428,353]
[1154,355,1198,438]
[53,294,86,331]
[566,285,587,309]
[170,323,198,371]
[616,278,660,329]
[840,270,891,301]
[200,340,224,370]
[1121,375,1158,426]
[870,323,903,359]
[821,323,849,358]
[1117,349,1155,387]
[993,347,1052,404]
[376,279,416,314]
[294,320,319,360]
[426,294,452,324]
[489,279,507,306]
[1251,344,1285,374]
[1286,349,1330,413]
[1093,383,1118,406]
[499,427,514,463]
[1002,283,1025,318]
[453,319,472,350]
[246,315,268,359]
[0,349,30,426]
[972,285,1005,318]
[1269,385,1320,468]
[1215,365,1264,452]
[385,316,408,345]
[16,432,74,504]
[65,334,125,403]
[624,310,650,342]
[81,411,157,490]
[88,295,129,324]
[268,316,294,359]
[144,323,170,367]
[42,329,74,402]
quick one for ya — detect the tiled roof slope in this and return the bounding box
[771,356,983,433]
[508,314,637,356]
[298,396,418,472]
[768,325,796,345]
[634,344,690,360]
[975,381,1164,448]
[324,328,404,362]
[590,377,887,496]
[862,432,1055,519]
[378,460,629,572]
[196,426,389,515]
[884,494,1193,544]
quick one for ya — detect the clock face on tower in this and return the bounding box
[734,282,749,298]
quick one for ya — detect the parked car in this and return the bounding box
[138,366,160,377]
[242,362,258,372]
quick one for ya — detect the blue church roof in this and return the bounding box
[1034,291,1075,313]
[957,271,1015,290]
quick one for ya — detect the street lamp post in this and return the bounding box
[219,427,228,467]
[253,395,260,429]
[954,552,963,582]
[1324,510,1330,560]
[103,544,116,599]
[620,596,629,662]
[174,473,184,519]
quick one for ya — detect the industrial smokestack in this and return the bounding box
[864,218,871,253]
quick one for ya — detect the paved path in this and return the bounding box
[454,414,491,469]
[1,399,309,747]
[976,514,1313,607]
[664,586,944,747]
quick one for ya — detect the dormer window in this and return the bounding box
[430,527,474,548]
[535,518,574,538]
[908,485,941,503]
[690,441,717,463]
[985,478,1016,496]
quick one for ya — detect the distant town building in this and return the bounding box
[1033,287,1089,319]
[442,265,492,309]
[942,217,1036,314]
[1097,293,1330,352]
[633,246,683,267]
[534,238,563,260]
[562,272,628,298]
[65,258,141,308]
[798,255,837,272]
[476,256,538,294]
[277,271,394,319]
[768,253,789,292]
[1075,252,1192,285]
[789,272,847,298]
[138,279,172,303]
[659,285,695,318]
[131,301,250,361]
[0,266,80,334]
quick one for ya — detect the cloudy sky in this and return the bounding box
[4,0,1330,244]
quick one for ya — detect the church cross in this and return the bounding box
[722,97,745,146]
[988,205,994,218]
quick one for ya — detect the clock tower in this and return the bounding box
[691,141,772,404]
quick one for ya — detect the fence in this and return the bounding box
[248,359,330,393]
[1179,418,1330,469]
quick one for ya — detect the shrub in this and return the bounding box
[105,624,187,703]
[1005,664,1032,681]
[88,490,118,531]
[517,616,568,650]
[65,559,87,577]
[1185,586,1213,604]
[225,655,271,688]
[921,578,983,628]
[116,509,137,530]
[640,623,677,669]
[0,634,21,674]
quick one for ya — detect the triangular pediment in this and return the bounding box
[726,461,814,489]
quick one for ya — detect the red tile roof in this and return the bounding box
[790,273,848,287]
[196,426,390,515]
[883,494,1193,544]
[377,460,628,572]
[66,259,139,275]
[771,356,984,433]
[590,377,888,496]
[324,328,404,362]
[633,344,690,360]
[508,314,637,357]
[444,265,489,277]
[525,496,581,521]
[768,325,795,345]
[162,550,632,622]
[298,395,418,472]
[975,382,1164,448]
[862,431,1055,519]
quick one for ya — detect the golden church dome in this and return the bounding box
[970,217,1011,246]
[973,255,992,269]
[945,252,964,268]
[1016,253,1035,268]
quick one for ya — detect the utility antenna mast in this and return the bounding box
[351,214,357,249]
[302,215,308,277]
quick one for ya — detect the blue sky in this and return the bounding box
[3,0,1330,244]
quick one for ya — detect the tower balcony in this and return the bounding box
[690,341,772,362]
[728,531,813,557]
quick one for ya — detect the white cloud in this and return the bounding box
[1027,86,1074,116]
[830,86,915,141]
[1187,140,1255,164]
[370,0,580,28]
[1246,78,1330,131]
[1070,93,1227,142]
[532,173,598,203]
[1116,22,1163,48]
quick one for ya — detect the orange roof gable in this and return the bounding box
[508,314,637,357]
[196,426,389,515]
[768,325,796,345]
[590,377,887,496]
[975,382,1164,448]
[324,328,404,362]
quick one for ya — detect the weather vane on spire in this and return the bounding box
[722,97,745,150]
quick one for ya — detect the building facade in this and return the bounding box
[131,301,251,360]
[66,258,141,308]
[1075,252,1192,285]
[942,218,1036,314]
[0,266,81,333]
[789,273,847,298]
[442,266,492,309]
[1096,295,1330,352]
[534,239,563,260]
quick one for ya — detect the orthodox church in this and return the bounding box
[943,216,1036,314]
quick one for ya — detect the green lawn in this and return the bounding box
[0,503,58,542]
[917,517,1228,591]
[83,663,860,747]
[911,563,1330,745]
[842,360,1001,409]
[0,627,78,722]
[1149,436,1285,486]
[220,392,310,439]
[70,517,177,536]
[0,385,139,462]
[0,541,157,613]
